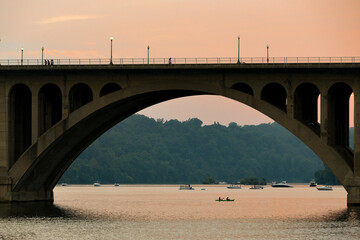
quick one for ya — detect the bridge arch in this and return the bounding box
[231,83,253,96]
[8,84,32,167]
[261,83,287,112]
[8,84,354,201]
[100,83,122,97]
[69,83,93,113]
[2,64,360,205]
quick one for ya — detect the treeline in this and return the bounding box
[60,114,326,184]
[314,165,341,185]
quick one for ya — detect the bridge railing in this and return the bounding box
[1,57,360,66]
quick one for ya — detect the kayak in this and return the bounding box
[215,199,235,202]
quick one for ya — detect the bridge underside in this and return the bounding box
[0,64,360,205]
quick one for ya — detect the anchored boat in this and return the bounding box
[309,179,317,187]
[227,184,242,189]
[216,197,235,202]
[179,184,194,190]
[317,185,333,191]
[271,181,292,188]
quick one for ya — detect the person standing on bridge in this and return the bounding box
[169,58,172,64]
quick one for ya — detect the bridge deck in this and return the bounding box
[1,63,360,71]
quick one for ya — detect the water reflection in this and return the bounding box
[0,202,77,218]
[0,186,358,240]
[0,186,356,223]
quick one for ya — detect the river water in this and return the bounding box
[0,185,360,239]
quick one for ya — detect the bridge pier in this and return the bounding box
[0,174,12,202]
[1,170,53,202]
[347,186,360,206]
[9,190,53,202]
[0,185,53,202]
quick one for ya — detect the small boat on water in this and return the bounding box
[94,182,101,187]
[317,185,333,191]
[271,181,292,188]
[114,183,119,186]
[216,198,235,202]
[250,185,264,189]
[227,184,242,189]
[61,183,68,186]
[309,179,317,187]
[179,184,194,190]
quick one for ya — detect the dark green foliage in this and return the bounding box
[202,177,216,184]
[314,164,340,185]
[240,177,266,185]
[60,114,324,184]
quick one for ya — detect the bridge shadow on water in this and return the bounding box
[0,202,79,219]
[330,207,360,222]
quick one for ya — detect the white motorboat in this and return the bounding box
[61,183,68,186]
[227,184,242,189]
[179,184,194,190]
[250,185,264,189]
[309,179,317,187]
[317,185,333,191]
[271,181,292,188]
[94,182,101,187]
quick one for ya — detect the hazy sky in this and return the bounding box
[1,0,359,125]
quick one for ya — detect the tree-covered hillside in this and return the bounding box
[60,115,324,184]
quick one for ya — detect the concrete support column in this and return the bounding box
[0,81,8,172]
[31,94,38,144]
[92,86,100,101]
[320,94,328,143]
[354,90,360,178]
[62,88,69,119]
[0,81,12,202]
[286,94,294,119]
[63,95,69,119]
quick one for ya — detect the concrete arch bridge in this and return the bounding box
[0,62,360,205]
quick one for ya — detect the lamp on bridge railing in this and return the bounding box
[266,44,269,64]
[110,37,113,65]
[237,35,240,64]
[41,47,44,65]
[147,45,150,64]
[21,48,24,65]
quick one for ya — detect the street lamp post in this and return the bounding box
[41,47,44,65]
[110,37,113,64]
[237,35,240,64]
[266,44,269,63]
[21,48,24,65]
[147,45,150,64]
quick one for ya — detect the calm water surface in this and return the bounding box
[1,185,360,239]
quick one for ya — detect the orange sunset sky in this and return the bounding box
[1,0,360,125]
